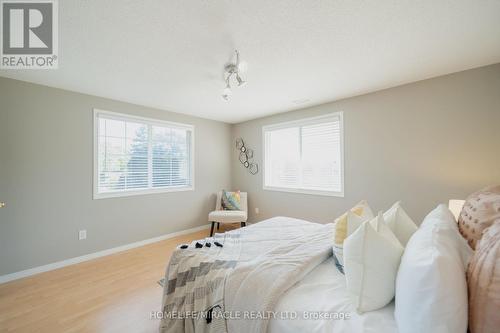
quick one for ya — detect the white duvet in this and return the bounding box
[161,216,398,333]
[160,216,334,333]
[269,256,398,333]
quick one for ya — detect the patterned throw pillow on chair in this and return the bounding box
[221,190,241,210]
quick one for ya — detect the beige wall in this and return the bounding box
[1,63,499,277]
[231,64,500,225]
[0,78,232,276]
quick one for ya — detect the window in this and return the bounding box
[93,109,194,199]
[263,112,343,197]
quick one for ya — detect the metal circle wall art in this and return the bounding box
[235,138,259,175]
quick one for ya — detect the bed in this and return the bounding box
[159,188,499,333]
[159,216,398,333]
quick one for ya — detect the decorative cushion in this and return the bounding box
[332,211,365,273]
[344,213,404,313]
[467,219,500,333]
[383,201,418,246]
[221,190,241,210]
[458,185,500,249]
[332,200,374,273]
[350,199,375,220]
[395,204,473,333]
[333,200,375,244]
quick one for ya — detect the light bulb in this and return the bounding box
[222,82,231,100]
[236,75,246,87]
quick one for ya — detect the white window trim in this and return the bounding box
[262,112,344,197]
[93,109,195,200]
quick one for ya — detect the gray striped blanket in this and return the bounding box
[159,216,333,333]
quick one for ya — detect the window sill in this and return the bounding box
[93,186,194,200]
[263,185,344,198]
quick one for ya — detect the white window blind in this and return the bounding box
[263,113,343,197]
[94,110,193,198]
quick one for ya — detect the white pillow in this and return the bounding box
[383,201,417,246]
[344,213,404,313]
[395,204,473,333]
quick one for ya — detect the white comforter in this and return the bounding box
[224,217,334,332]
[269,256,398,333]
[160,216,333,333]
[160,216,398,333]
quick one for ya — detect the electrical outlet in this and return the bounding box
[255,207,260,214]
[79,230,87,240]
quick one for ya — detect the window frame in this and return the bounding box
[93,109,195,200]
[262,112,344,197]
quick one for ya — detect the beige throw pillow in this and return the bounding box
[467,219,500,333]
[332,200,374,273]
[458,185,500,249]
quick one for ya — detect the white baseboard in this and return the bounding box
[0,224,210,284]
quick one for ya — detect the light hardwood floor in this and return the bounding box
[0,225,236,333]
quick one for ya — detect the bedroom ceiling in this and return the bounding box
[1,0,500,123]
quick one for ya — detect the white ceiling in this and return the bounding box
[1,1,500,123]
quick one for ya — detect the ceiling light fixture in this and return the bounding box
[222,82,232,100]
[236,74,246,87]
[222,50,247,101]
